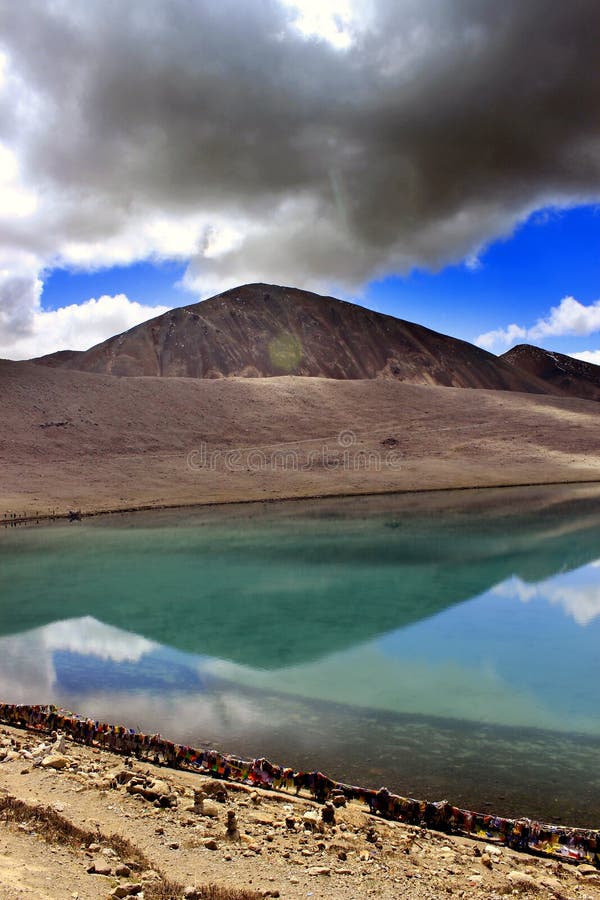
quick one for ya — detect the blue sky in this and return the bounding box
[42,260,189,316]
[39,203,600,359]
[365,205,600,354]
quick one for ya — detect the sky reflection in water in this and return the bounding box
[1,489,600,824]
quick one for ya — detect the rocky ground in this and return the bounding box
[0,725,599,900]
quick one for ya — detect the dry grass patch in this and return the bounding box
[0,794,261,900]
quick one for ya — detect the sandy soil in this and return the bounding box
[1,724,599,900]
[1,360,600,519]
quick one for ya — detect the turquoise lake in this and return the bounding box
[1,486,600,826]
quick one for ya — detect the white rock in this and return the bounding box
[52,733,67,754]
[183,889,202,900]
[507,870,540,892]
[303,810,319,828]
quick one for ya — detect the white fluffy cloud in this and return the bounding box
[2,0,600,358]
[282,0,359,49]
[0,616,158,703]
[494,570,600,627]
[571,350,600,365]
[0,143,37,217]
[475,322,527,351]
[476,296,600,351]
[0,293,169,360]
[529,297,600,340]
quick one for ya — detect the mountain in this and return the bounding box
[34,283,550,393]
[502,344,600,402]
[32,349,84,368]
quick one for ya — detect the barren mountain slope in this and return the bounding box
[34,283,552,393]
[1,359,599,517]
[503,344,600,402]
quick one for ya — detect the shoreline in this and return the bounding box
[5,727,600,900]
[3,475,600,528]
[4,368,600,527]
[1,715,599,900]
[2,703,598,865]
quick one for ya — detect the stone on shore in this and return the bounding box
[507,870,540,892]
[87,860,112,876]
[41,754,70,769]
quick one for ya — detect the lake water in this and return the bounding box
[2,486,600,826]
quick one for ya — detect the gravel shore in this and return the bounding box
[1,724,599,900]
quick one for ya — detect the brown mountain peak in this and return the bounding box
[502,344,600,402]
[32,282,550,393]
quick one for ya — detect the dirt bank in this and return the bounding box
[1,724,599,900]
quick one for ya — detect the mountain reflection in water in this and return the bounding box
[1,486,600,825]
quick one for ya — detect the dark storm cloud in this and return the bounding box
[0,275,39,335]
[1,0,600,297]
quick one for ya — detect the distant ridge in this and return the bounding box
[502,344,600,402]
[33,349,84,368]
[33,283,550,393]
